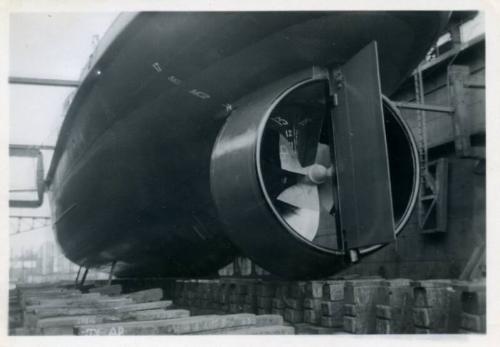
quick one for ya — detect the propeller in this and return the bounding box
[265,81,338,248]
[277,134,337,244]
[278,136,334,210]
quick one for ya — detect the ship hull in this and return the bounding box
[47,12,449,277]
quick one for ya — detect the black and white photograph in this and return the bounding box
[2,1,495,343]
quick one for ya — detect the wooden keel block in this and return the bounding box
[76,313,256,335]
[413,287,450,308]
[124,309,190,321]
[289,282,307,299]
[257,283,276,297]
[460,312,486,333]
[412,307,449,332]
[321,315,343,328]
[125,288,163,303]
[303,298,322,310]
[42,326,75,335]
[32,307,116,319]
[304,309,321,324]
[322,281,345,301]
[272,298,285,309]
[283,297,303,310]
[375,318,392,334]
[25,293,101,306]
[344,284,383,306]
[376,305,393,319]
[321,300,344,318]
[461,288,486,315]
[209,325,295,335]
[257,297,273,309]
[257,308,271,315]
[115,300,173,313]
[271,308,284,316]
[284,308,303,323]
[37,315,103,328]
[294,323,345,335]
[88,284,122,296]
[379,279,413,306]
[255,314,284,326]
[305,281,324,299]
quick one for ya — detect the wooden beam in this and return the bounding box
[449,65,472,156]
[394,102,455,114]
[10,144,56,151]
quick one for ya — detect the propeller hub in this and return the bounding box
[307,164,330,184]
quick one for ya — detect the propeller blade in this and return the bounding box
[277,181,319,211]
[296,111,325,168]
[318,177,335,212]
[281,208,319,241]
[279,135,308,174]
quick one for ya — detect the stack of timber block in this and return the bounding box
[208,280,221,311]
[411,279,456,333]
[283,282,306,324]
[173,279,260,315]
[375,279,414,333]
[9,289,22,331]
[218,280,231,313]
[241,281,258,314]
[78,313,294,335]
[256,281,276,315]
[271,282,289,317]
[343,279,384,333]
[194,280,209,312]
[303,281,323,325]
[173,279,186,306]
[294,280,344,334]
[186,280,199,309]
[10,282,293,335]
[458,280,486,333]
[12,283,189,335]
[177,279,221,314]
[228,279,250,314]
[321,280,345,330]
[165,277,487,335]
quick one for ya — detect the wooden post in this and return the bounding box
[448,65,471,157]
[79,268,89,288]
[74,266,82,288]
[449,22,462,49]
[108,260,117,286]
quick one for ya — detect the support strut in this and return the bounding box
[74,266,82,289]
[79,267,89,289]
[108,260,117,286]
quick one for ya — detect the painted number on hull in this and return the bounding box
[189,89,211,100]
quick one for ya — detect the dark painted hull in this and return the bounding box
[48,12,449,277]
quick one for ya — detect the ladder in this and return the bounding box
[413,68,448,233]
